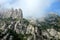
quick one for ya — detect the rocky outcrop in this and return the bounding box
[0,10,60,40]
[0,8,23,19]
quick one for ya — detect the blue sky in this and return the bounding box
[0,0,60,18]
[47,1,60,15]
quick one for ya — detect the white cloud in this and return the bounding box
[0,0,57,18]
[0,0,7,4]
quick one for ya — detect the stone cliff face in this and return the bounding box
[0,18,60,40]
[0,9,60,40]
[0,8,24,40]
[0,8,23,19]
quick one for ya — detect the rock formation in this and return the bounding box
[0,9,60,40]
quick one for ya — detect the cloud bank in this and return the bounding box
[0,0,58,18]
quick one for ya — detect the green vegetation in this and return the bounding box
[0,13,60,40]
[23,18,29,26]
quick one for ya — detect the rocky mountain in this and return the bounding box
[0,10,60,40]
